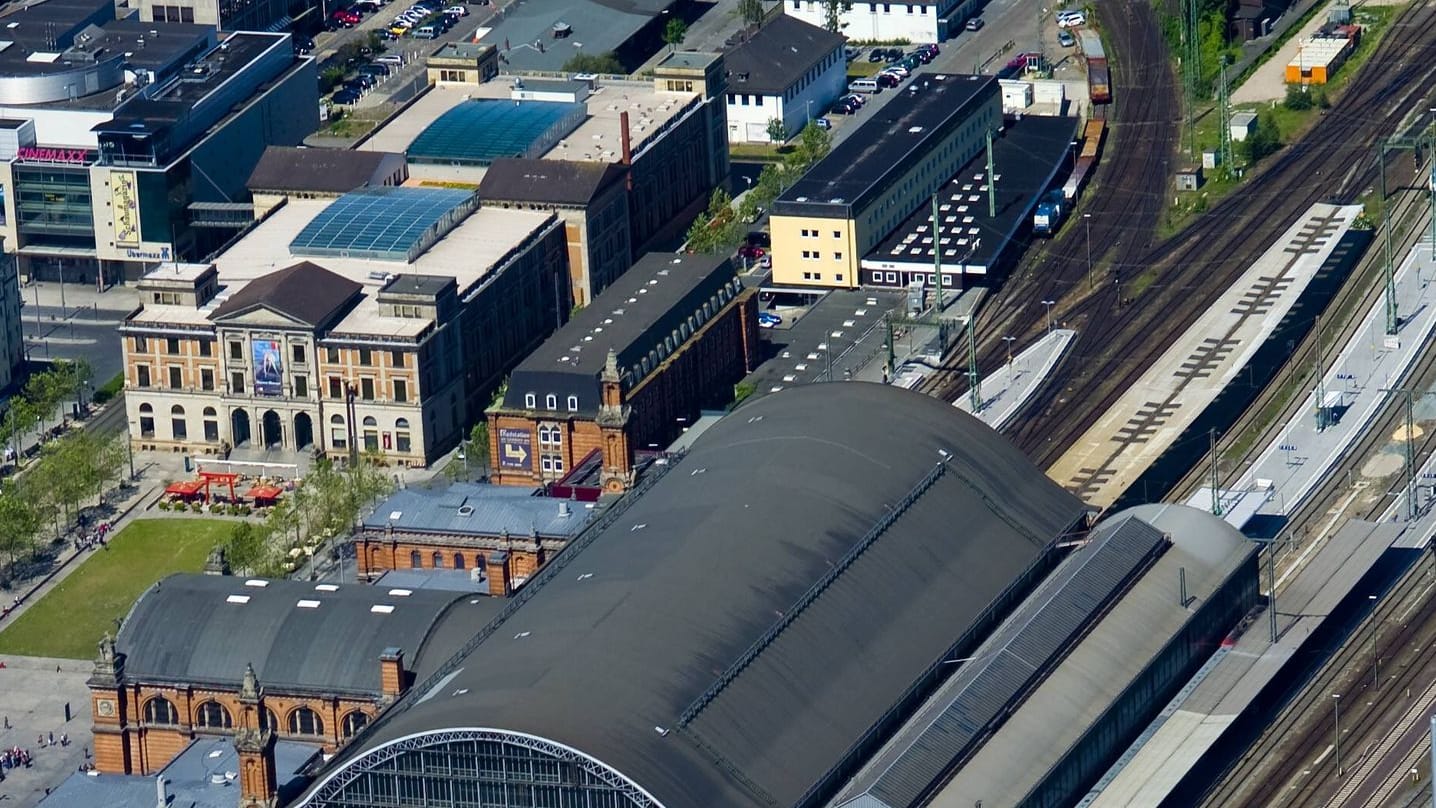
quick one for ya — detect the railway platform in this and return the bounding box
[954,328,1076,431]
[1048,203,1362,509]
[1077,519,1402,808]
[1195,241,1436,532]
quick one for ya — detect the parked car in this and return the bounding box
[332,90,361,104]
[841,92,866,107]
[876,71,902,88]
[844,46,861,61]
[849,78,881,94]
[813,116,832,130]
[1057,29,1076,46]
[868,48,885,62]
[377,54,405,64]
[1056,10,1085,27]
[884,48,903,62]
[738,244,766,259]
[444,4,469,13]
[881,64,909,78]
[915,43,939,57]
[347,74,375,89]
[412,23,438,37]
[332,8,362,24]
[358,63,391,76]
[758,312,782,328]
[912,48,934,64]
[293,36,315,53]
[965,16,984,29]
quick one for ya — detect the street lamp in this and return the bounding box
[1041,299,1055,334]
[1333,693,1343,776]
[1003,335,1016,372]
[1083,213,1093,290]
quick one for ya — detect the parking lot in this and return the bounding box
[744,289,910,395]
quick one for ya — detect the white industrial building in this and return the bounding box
[786,0,977,43]
[723,15,848,143]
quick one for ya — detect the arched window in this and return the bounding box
[138,402,155,438]
[202,407,219,442]
[330,414,347,450]
[202,406,217,418]
[195,701,232,729]
[395,417,411,454]
[545,394,557,410]
[409,550,422,568]
[288,707,323,736]
[432,551,444,569]
[454,553,465,570]
[144,697,178,725]
[395,418,410,430]
[170,405,187,440]
[260,708,278,733]
[340,711,368,739]
[362,416,377,427]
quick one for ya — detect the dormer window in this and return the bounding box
[567,395,579,412]
[525,393,536,408]
[545,394,557,410]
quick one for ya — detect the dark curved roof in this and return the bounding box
[313,383,1088,807]
[116,575,469,696]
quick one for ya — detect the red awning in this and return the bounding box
[164,480,205,496]
[244,484,284,501]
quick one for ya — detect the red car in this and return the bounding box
[332,8,362,24]
[738,244,765,259]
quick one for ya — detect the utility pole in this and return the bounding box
[1217,56,1234,175]
[1428,108,1436,255]
[986,129,996,219]
[1183,0,1201,159]
[1314,314,1327,430]
[1209,429,1222,516]
[932,194,944,310]
[1376,129,1428,333]
[1333,693,1343,776]
[967,316,981,411]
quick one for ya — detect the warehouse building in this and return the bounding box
[87,574,502,776]
[786,0,979,42]
[363,52,728,302]
[722,15,848,144]
[120,187,568,466]
[770,74,1001,289]
[354,482,591,593]
[0,0,317,286]
[486,252,759,491]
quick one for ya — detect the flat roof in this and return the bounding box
[477,0,662,73]
[776,74,997,217]
[205,198,555,339]
[364,482,590,538]
[407,99,586,166]
[863,115,1078,273]
[363,79,698,167]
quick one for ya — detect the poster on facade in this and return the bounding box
[498,428,533,471]
[252,339,283,397]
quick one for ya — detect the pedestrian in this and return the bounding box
[59,733,67,747]
[47,731,53,746]
[3,715,8,729]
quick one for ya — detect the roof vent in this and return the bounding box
[558,500,571,518]
[296,599,321,609]
[457,504,475,517]
[225,594,250,604]
[370,604,395,614]
[388,588,413,597]
[243,579,269,588]
[314,583,339,592]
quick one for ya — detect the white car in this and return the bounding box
[881,65,910,78]
[1056,10,1085,27]
[444,5,468,14]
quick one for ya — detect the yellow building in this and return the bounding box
[770,73,1001,289]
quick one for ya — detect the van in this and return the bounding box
[413,24,437,37]
[376,54,404,64]
[849,78,880,94]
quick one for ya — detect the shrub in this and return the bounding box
[1283,84,1313,111]
[157,499,171,511]
[189,502,203,513]
[91,373,124,406]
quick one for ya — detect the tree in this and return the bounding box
[788,120,832,168]
[822,0,851,33]
[1283,83,1313,111]
[663,18,688,51]
[685,187,741,254]
[562,52,624,74]
[766,118,788,144]
[0,484,41,565]
[1239,112,1280,165]
[449,421,491,481]
[738,0,765,26]
[225,521,270,575]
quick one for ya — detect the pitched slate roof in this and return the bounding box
[478,158,628,206]
[210,261,362,327]
[725,14,847,96]
[246,146,404,195]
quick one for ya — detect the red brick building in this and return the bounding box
[354,482,590,594]
[88,573,498,775]
[487,252,759,492]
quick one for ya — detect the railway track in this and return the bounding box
[934,0,1436,473]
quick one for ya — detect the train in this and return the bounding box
[1062,118,1107,202]
[1078,29,1111,104]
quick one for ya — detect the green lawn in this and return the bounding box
[0,519,233,659]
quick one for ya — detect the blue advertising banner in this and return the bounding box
[252,339,283,397]
[498,428,532,470]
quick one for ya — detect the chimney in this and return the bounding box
[155,776,168,808]
[558,500,571,519]
[619,111,633,166]
[486,551,512,597]
[379,648,405,700]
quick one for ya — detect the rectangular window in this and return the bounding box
[360,378,375,400]
[166,338,180,355]
[229,341,242,360]
[198,340,212,358]
[292,343,306,364]
[204,419,219,441]
[394,379,408,403]
[835,252,843,260]
[133,335,148,353]
[201,368,214,391]
[836,274,844,282]
[358,348,373,366]
[326,347,340,364]
[231,372,245,394]
[331,427,347,449]
[168,366,182,390]
[179,5,193,21]
[390,350,405,368]
[834,231,842,238]
[328,377,342,399]
[136,365,151,388]
[171,415,187,440]
[294,376,308,398]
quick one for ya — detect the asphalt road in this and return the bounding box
[21,306,124,389]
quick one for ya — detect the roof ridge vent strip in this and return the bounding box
[677,461,948,727]
[321,450,692,775]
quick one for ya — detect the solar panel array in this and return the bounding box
[851,516,1168,808]
[288,187,477,263]
[406,99,586,166]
